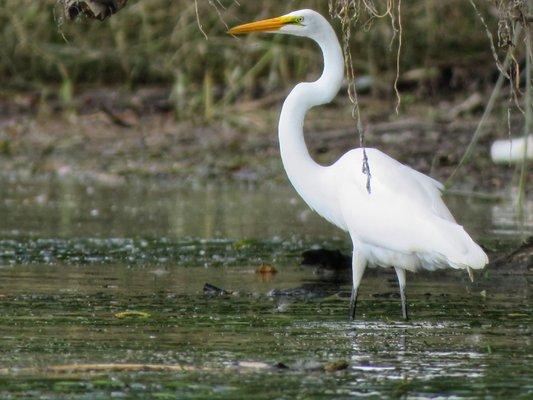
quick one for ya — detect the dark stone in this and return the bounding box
[203,283,230,296]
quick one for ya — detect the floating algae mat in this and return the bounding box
[0,179,531,398]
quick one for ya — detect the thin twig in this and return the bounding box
[207,0,229,31]
[469,0,510,79]
[394,0,402,114]
[194,0,208,40]
[330,1,373,193]
[517,0,532,211]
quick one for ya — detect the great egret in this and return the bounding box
[229,9,488,320]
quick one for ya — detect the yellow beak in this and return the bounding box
[228,15,295,35]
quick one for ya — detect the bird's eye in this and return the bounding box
[295,16,304,24]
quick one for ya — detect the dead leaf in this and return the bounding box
[256,264,278,274]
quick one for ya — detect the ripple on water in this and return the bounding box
[0,180,530,399]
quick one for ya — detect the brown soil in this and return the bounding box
[0,86,528,194]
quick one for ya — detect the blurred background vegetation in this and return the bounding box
[0,0,517,116]
[0,0,529,193]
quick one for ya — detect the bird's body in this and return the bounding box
[229,9,488,319]
[300,148,487,272]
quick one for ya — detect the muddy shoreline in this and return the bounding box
[0,86,529,195]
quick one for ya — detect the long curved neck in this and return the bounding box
[279,21,344,208]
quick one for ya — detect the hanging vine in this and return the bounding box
[328,0,403,193]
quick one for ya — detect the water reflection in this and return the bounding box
[0,178,530,398]
[491,197,533,235]
[1,178,530,240]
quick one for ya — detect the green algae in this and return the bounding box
[0,179,530,399]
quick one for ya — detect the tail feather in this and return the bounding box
[418,218,488,271]
[438,221,488,270]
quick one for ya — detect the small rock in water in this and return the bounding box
[274,362,289,370]
[324,360,349,372]
[203,283,231,296]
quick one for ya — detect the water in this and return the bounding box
[0,178,531,399]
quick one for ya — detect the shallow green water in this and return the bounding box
[0,178,531,399]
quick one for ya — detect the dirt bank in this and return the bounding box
[0,86,528,194]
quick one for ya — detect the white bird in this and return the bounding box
[229,9,488,320]
[491,136,532,164]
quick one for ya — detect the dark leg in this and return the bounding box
[394,267,408,320]
[349,287,358,321]
[467,267,474,282]
[399,281,408,320]
[349,251,366,321]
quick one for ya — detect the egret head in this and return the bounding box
[228,9,327,40]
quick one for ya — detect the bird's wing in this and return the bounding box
[340,148,451,218]
[334,149,486,269]
[402,166,456,222]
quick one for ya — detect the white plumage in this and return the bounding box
[331,149,487,272]
[229,9,488,320]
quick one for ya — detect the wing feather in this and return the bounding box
[333,148,487,270]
